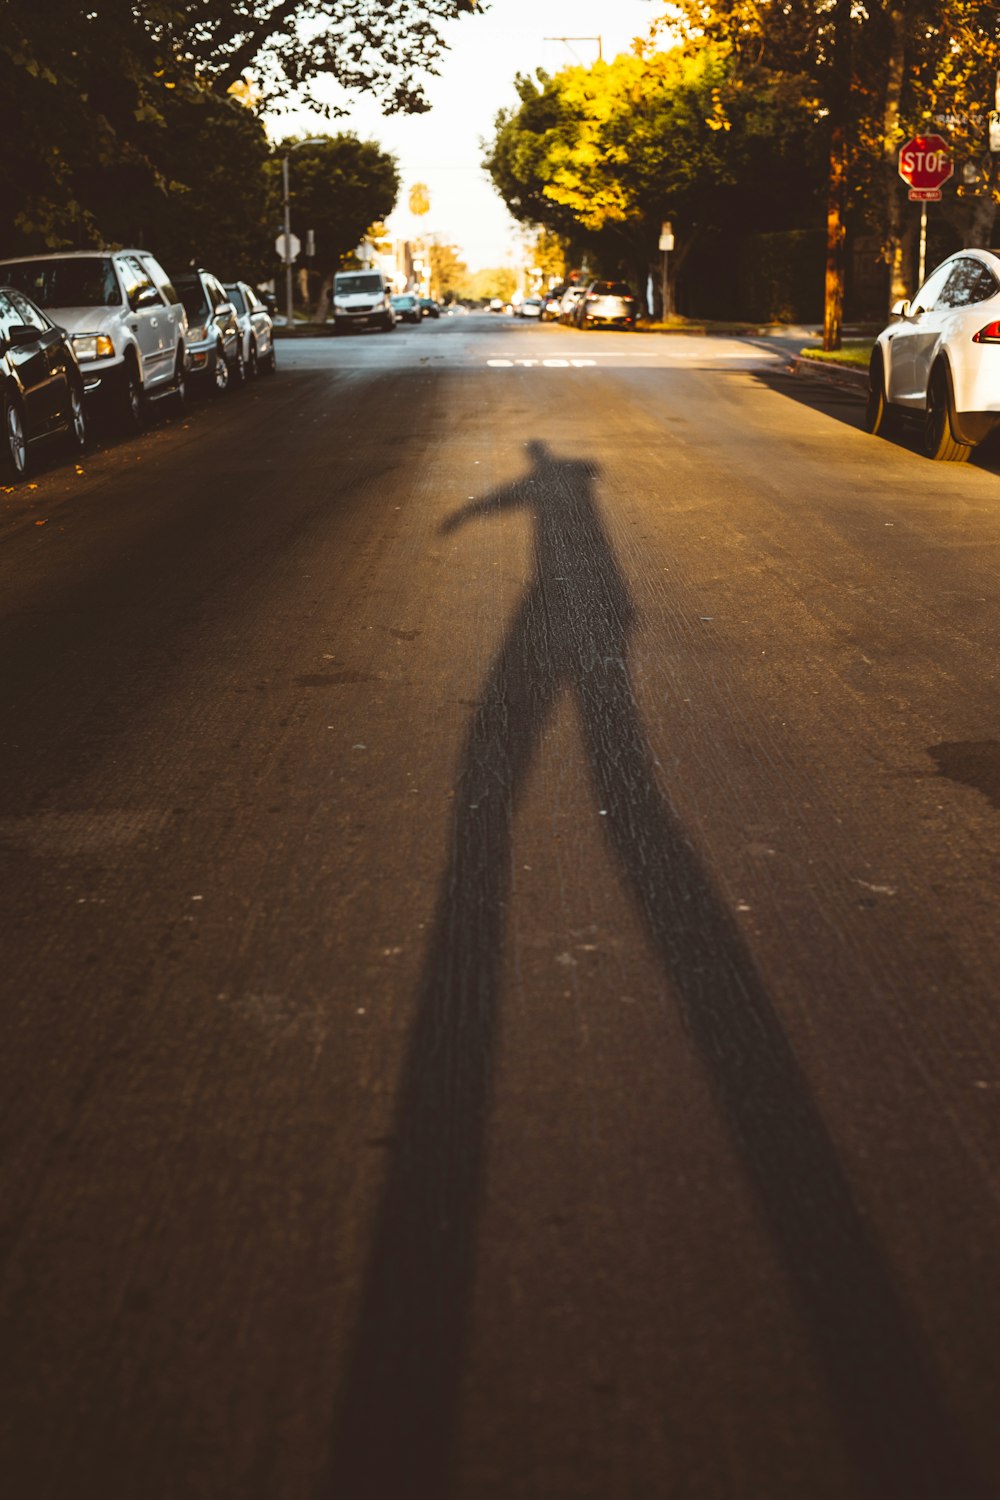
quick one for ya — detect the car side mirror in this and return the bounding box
[130,286,161,311]
[7,324,39,347]
[890,299,911,318]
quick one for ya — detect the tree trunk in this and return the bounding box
[313,271,334,325]
[823,124,847,350]
[822,0,851,351]
[880,6,908,311]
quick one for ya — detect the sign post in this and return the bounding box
[897,134,952,286]
[658,220,674,320]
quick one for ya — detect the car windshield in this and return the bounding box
[336,275,382,295]
[226,287,247,315]
[0,257,121,308]
[175,282,209,320]
[592,281,632,297]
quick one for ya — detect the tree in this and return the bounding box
[668,0,1000,338]
[484,48,821,316]
[426,241,468,301]
[145,1,482,115]
[466,267,518,303]
[0,0,481,258]
[278,135,400,320]
[408,182,431,218]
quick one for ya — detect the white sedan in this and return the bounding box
[865,248,1000,462]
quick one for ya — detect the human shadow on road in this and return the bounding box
[329,442,986,1499]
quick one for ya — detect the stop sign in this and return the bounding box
[898,134,952,191]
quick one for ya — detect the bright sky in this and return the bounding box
[268,0,661,271]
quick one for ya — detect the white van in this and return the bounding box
[332,270,395,334]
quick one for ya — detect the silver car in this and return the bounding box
[574,280,638,330]
[0,249,187,430]
[224,281,276,377]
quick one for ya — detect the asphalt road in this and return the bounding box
[2,314,999,1500]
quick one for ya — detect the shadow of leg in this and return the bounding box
[578,658,988,1499]
[329,592,563,1499]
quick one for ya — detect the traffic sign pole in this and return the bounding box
[898,134,952,292]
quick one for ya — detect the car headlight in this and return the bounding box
[72,333,115,360]
[187,324,208,343]
[334,300,346,311]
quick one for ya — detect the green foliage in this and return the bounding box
[280,135,400,279]
[0,0,474,273]
[465,267,519,302]
[427,242,469,301]
[483,43,823,304]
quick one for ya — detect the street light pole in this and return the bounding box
[280,138,324,328]
[282,154,293,330]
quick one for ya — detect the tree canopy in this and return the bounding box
[0,0,476,265]
[484,45,822,313]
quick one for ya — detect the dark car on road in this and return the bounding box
[172,270,244,394]
[420,297,441,319]
[1,284,86,478]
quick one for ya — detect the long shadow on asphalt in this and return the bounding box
[329,441,990,1500]
[754,368,1000,475]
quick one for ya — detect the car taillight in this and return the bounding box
[972,321,1000,343]
[586,294,600,301]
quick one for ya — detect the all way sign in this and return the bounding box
[898,133,953,202]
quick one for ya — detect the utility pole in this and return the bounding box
[543,36,602,63]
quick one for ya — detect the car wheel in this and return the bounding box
[170,353,187,415]
[120,358,144,432]
[66,378,87,453]
[213,342,230,395]
[864,350,895,437]
[4,395,28,477]
[922,365,972,463]
[246,339,258,378]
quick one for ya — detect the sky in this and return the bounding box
[267,0,662,271]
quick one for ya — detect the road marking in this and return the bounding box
[486,358,597,368]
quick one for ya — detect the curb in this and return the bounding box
[791,356,868,395]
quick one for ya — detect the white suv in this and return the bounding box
[0,249,187,430]
[866,248,1000,462]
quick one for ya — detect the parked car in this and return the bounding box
[0,249,186,430]
[1,285,86,478]
[420,297,441,319]
[559,286,588,323]
[488,298,505,313]
[520,297,544,320]
[172,270,243,394]
[574,280,638,329]
[866,248,1000,462]
[391,293,422,325]
[224,280,276,377]
[542,290,564,321]
[333,270,395,333]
